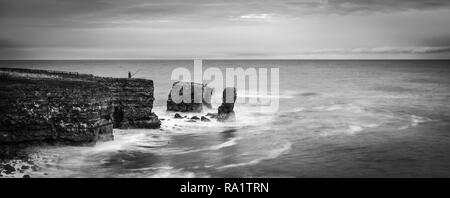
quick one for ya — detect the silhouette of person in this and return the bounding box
[128,71,131,78]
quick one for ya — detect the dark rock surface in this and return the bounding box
[174,113,182,119]
[217,87,237,121]
[2,164,15,174]
[167,81,213,112]
[104,78,160,129]
[205,113,218,118]
[191,116,200,120]
[0,68,160,155]
[201,116,210,122]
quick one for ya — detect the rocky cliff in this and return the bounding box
[104,78,160,129]
[0,68,160,157]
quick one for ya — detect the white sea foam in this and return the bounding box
[147,168,198,178]
[115,166,203,178]
[286,107,305,113]
[312,104,364,113]
[157,137,241,155]
[217,142,291,169]
[208,137,241,151]
[348,125,364,134]
[410,115,432,126]
[236,90,300,100]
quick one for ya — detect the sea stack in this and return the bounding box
[166,81,213,112]
[217,87,237,121]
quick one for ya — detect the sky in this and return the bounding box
[1,0,450,59]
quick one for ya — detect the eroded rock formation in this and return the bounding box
[166,81,213,112]
[217,87,237,121]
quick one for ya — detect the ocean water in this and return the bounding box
[1,60,450,178]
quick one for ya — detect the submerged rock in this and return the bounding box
[191,116,200,120]
[174,113,182,119]
[201,116,211,122]
[2,164,15,174]
[205,113,218,118]
[217,87,237,122]
[166,81,213,112]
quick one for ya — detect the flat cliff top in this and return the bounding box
[0,67,153,82]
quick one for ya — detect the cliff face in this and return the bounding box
[105,78,160,129]
[0,68,159,150]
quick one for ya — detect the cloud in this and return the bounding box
[1,0,450,59]
[2,0,450,27]
[420,35,450,47]
[326,0,450,13]
[297,46,450,54]
[239,14,273,20]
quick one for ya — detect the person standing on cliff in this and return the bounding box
[128,71,131,78]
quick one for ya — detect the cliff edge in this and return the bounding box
[0,68,160,157]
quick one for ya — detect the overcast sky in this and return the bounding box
[1,0,450,59]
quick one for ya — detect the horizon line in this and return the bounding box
[1,58,450,61]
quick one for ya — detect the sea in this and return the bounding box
[1,60,450,178]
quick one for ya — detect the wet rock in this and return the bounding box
[167,81,213,112]
[23,175,30,178]
[191,116,200,120]
[31,165,39,171]
[125,112,161,129]
[217,87,237,122]
[174,113,182,119]
[205,113,218,118]
[201,116,211,122]
[218,111,235,122]
[3,164,15,174]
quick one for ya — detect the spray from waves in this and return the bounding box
[216,142,292,170]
